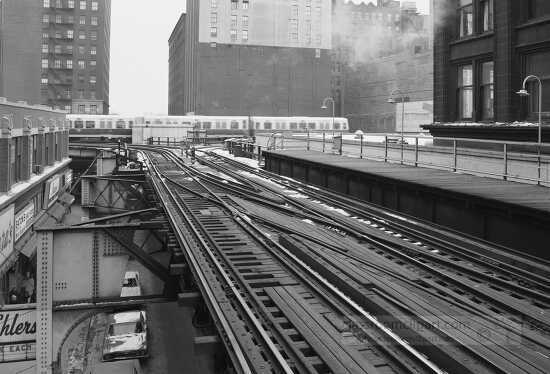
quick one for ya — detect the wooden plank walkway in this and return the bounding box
[265,150,550,214]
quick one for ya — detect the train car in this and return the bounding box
[68,114,134,143]
[188,116,349,137]
[68,114,349,144]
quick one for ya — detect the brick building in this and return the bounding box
[426,0,550,140]
[0,99,71,308]
[0,0,111,114]
[331,0,433,132]
[168,0,332,117]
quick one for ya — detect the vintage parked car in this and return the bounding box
[102,310,148,361]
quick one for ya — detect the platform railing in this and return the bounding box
[257,132,550,186]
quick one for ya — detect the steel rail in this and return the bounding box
[141,151,254,374]
[145,150,295,374]
[165,150,446,374]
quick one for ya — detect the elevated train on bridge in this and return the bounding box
[67,114,349,143]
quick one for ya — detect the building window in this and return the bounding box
[78,104,86,113]
[43,33,49,39]
[78,74,85,83]
[68,0,74,8]
[242,15,248,27]
[242,30,248,42]
[80,1,86,10]
[91,16,98,25]
[42,59,49,69]
[67,30,74,39]
[210,27,217,37]
[43,14,49,23]
[90,60,96,67]
[243,0,249,10]
[56,14,62,23]
[90,105,97,114]
[55,0,61,8]
[211,0,217,8]
[55,45,62,53]
[231,15,237,28]
[458,64,473,119]
[42,44,49,53]
[91,1,98,10]
[41,77,48,85]
[230,29,237,42]
[524,51,550,119]
[91,31,97,41]
[54,59,61,68]
[66,59,73,69]
[78,60,85,69]
[458,0,473,38]
[79,31,86,40]
[528,0,550,19]
[90,91,96,100]
[79,46,86,54]
[90,75,96,84]
[90,46,96,55]
[480,61,494,120]
[43,0,50,7]
[231,1,238,10]
[481,0,493,32]
[80,16,86,25]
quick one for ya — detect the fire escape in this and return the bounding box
[42,4,75,111]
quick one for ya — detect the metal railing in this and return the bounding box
[257,132,550,186]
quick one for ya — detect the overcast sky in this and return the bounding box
[109,0,430,115]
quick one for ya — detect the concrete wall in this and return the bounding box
[195,43,331,116]
[0,0,42,105]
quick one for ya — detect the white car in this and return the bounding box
[120,271,141,297]
[102,310,148,361]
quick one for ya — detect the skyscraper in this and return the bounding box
[168,0,332,116]
[0,0,111,114]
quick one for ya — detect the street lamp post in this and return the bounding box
[517,75,544,184]
[321,96,335,135]
[388,88,406,164]
[517,75,543,144]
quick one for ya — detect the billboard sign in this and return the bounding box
[0,342,36,363]
[0,309,36,344]
[14,202,35,242]
[0,205,14,266]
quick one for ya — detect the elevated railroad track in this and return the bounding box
[131,145,550,374]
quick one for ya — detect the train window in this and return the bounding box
[203,122,212,130]
[264,122,272,130]
[231,121,239,129]
[145,121,151,125]
[290,122,297,130]
[275,122,281,129]
[74,120,83,129]
[106,121,113,129]
[99,120,106,129]
[308,123,316,130]
[116,120,126,129]
[221,122,227,129]
[129,121,134,128]
[154,119,162,124]
[85,121,95,128]
[299,122,307,130]
[334,122,341,130]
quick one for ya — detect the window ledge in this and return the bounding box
[450,31,494,46]
[516,14,550,29]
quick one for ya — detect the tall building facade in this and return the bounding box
[0,0,111,114]
[169,0,332,116]
[432,0,550,126]
[331,0,433,132]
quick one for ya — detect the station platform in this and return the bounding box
[263,150,550,258]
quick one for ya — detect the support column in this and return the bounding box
[37,231,53,374]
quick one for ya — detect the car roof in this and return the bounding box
[124,271,139,278]
[108,311,143,324]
